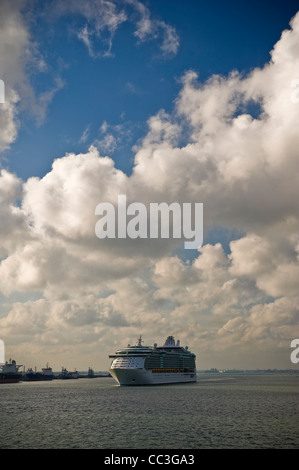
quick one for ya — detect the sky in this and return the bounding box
[0,0,299,372]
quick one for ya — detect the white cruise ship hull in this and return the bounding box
[109,335,197,386]
[109,367,196,386]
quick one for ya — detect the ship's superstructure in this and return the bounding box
[109,335,196,386]
[0,359,22,383]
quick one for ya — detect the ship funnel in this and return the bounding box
[164,336,175,347]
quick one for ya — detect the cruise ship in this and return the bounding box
[109,335,196,386]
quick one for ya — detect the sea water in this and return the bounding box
[0,374,298,449]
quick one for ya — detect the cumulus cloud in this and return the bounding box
[0,0,63,152]
[132,12,299,237]
[0,12,299,369]
[0,0,178,156]
[0,0,27,151]
[0,169,33,259]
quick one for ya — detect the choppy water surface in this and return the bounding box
[0,374,298,449]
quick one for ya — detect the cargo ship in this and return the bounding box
[23,363,54,381]
[109,335,196,386]
[0,359,22,384]
[58,367,79,379]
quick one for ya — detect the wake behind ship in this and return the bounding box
[109,335,196,386]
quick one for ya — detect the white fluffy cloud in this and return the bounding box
[0,12,299,369]
[0,0,178,155]
[0,170,30,257]
[0,0,63,153]
[0,0,26,151]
